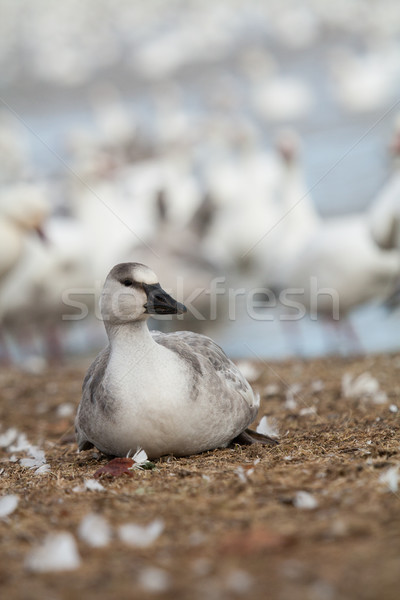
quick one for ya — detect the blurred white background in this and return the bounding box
[1,0,400,366]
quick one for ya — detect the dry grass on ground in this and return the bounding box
[0,353,400,600]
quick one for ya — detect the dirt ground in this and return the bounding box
[0,352,399,600]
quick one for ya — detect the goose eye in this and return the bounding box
[122,279,134,287]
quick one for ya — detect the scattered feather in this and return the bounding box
[294,491,318,509]
[131,447,148,463]
[138,567,170,593]
[256,416,279,439]
[299,407,317,416]
[0,427,18,448]
[311,380,324,392]
[379,467,399,493]
[34,464,51,475]
[20,447,47,470]
[73,479,105,493]
[235,459,259,483]
[17,443,49,475]
[389,404,398,413]
[342,372,388,404]
[236,466,248,485]
[0,494,19,518]
[25,532,81,572]
[128,448,155,470]
[72,483,85,493]
[78,513,112,548]
[225,569,254,594]
[84,479,105,492]
[285,388,298,410]
[56,403,75,418]
[118,519,164,548]
[8,433,31,453]
[263,384,280,397]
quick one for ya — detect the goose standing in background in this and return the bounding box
[131,190,219,331]
[76,262,277,458]
[369,127,400,252]
[270,126,400,322]
[0,184,49,280]
[279,183,400,352]
[257,130,320,289]
[0,184,50,361]
[283,216,400,316]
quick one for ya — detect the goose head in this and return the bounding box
[101,262,187,324]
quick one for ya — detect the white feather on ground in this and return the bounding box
[78,513,112,548]
[138,567,170,593]
[294,491,318,509]
[379,467,399,493]
[127,447,149,469]
[72,479,105,493]
[7,432,30,452]
[25,532,81,572]
[0,428,50,474]
[118,520,164,548]
[256,416,280,439]
[225,570,254,594]
[20,447,48,471]
[0,428,18,448]
[0,495,19,518]
[342,372,388,404]
[285,389,298,411]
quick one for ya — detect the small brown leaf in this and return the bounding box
[219,528,295,556]
[94,457,134,478]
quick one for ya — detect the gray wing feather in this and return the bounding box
[75,346,111,451]
[152,330,253,398]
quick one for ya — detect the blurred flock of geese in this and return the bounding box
[1,111,400,363]
[1,0,400,363]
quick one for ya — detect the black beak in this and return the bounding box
[143,283,187,315]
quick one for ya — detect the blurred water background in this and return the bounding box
[1,0,400,366]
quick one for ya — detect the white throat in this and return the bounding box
[106,320,156,361]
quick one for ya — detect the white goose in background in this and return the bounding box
[0,184,50,360]
[0,186,98,362]
[252,130,321,289]
[368,127,400,252]
[201,145,282,272]
[252,76,315,122]
[283,217,400,315]
[329,46,400,113]
[278,144,400,347]
[68,177,152,285]
[76,262,277,459]
[0,184,50,280]
[130,190,219,332]
[200,130,319,287]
